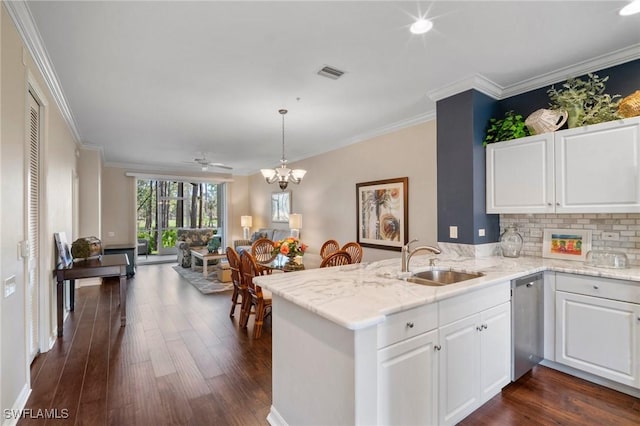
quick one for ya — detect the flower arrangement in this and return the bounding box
[272,237,308,258]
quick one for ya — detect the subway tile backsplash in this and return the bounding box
[500,213,640,265]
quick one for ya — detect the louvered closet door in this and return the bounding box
[27,91,41,362]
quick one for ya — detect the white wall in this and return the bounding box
[78,147,102,239]
[1,3,77,417]
[101,167,135,246]
[247,120,438,262]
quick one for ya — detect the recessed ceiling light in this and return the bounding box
[620,0,640,16]
[410,18,433,35]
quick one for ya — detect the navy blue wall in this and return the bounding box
[437,90,500,244]
[435,59,639,245]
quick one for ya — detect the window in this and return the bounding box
[137,179,225,253]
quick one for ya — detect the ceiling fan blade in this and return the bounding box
[210,163,233,170]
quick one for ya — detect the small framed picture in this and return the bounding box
[542,228,592,261]
[271,191,291,223]
[54,232,73,267]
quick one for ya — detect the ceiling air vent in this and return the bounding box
[317,65,345,80]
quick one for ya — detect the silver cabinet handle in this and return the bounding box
[593,285,599,290]
[482,324,488,329]
[434,345,441,351]
[406,322,414,328]
[556,202,560,206]
[526,283,533,287]
[547,202,552,206]
[476,326,482,331]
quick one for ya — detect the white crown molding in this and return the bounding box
[5,0,82,144]
[428,44,640,102]
[343,110,437,147]
[427,74,504,102]
[501,44,640,98]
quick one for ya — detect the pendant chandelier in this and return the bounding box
[260,109,307,191]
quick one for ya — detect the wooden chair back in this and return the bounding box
[320,250,352,268]
[226,246,242,287]
[320,239,340,259]
[240,250,263,296]
[226,246,244,318]
[341,242,363,264]
[251,238,277,264]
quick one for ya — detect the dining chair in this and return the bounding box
[320,239,340,259]
[239,251,272,338]
[320,250,352,268]
[251,238,277,274]
[226,246,244,318]
[341,242,363,264]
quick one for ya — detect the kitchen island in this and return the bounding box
[255,253,640,425]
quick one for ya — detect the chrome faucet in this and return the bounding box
[401,239,441,272]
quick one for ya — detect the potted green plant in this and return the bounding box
[483,110,531,146]
[547,73,621,128]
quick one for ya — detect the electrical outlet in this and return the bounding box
[601,232,619,241]
[478,228,485,237]
[108,231,115,237]
[530,229,543,238]
[449,226,458,239]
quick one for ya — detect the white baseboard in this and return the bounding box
[2,383,31,426]
[266,406,288,426]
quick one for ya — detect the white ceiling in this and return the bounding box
[19,1,640,175]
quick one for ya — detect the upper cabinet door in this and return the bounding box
[486,133,555,214]
[555,117,640,213]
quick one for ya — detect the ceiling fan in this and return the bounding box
[188,154,233,171]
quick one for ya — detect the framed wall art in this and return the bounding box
[54,232,72,267]
[542,228,592,261]
[271,191,291,223]
[356,177,408,251]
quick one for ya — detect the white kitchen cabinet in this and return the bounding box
[486,116,640,214]
[555,273,640,389]
[377,329,439,426]
[486,133,555,213]
[439,301,511,425]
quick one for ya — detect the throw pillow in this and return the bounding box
[250,231,268,243]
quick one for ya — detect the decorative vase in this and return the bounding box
[283,254,304,271]
[500,226,523,258]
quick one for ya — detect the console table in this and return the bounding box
[53,254,129,337]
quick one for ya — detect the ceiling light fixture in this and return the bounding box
[261,109,307,191]
[410,18,433,34]
[620,0,640,15]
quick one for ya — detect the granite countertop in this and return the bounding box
[255,253,640,331]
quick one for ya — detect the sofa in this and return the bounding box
[176,228,220,267]
[234,228,292,253]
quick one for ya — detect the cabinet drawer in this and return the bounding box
[556,273,640,304]
[439,281,511,326]
[377,303,438,349]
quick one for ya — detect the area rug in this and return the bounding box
[172,265,233,294]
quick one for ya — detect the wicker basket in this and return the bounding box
[71,236,102,260]
[618,90,640,118]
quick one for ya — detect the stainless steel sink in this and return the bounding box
[406,269,484,286]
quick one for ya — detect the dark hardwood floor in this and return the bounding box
[20,263,640,425]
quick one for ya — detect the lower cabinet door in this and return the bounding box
[377,329,438,426]
[556,291,640,388]
[439,315,481,426]
[480,302,512,403]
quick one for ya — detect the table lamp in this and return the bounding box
[289,214,302,239]
[241,215,252,240]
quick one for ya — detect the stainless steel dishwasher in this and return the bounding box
[511,272,544,381]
